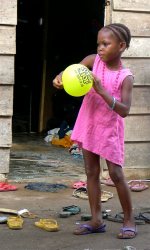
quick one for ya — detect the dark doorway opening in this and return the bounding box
[13,0,44,133]
[13,0,105,134]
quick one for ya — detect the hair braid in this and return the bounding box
[103,23,131,48]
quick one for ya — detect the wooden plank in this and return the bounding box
[104,0,111,25]
[125,115,150,141]
[0,86,13,116]
[0,56,14,84]
[123,38,150,57]
[125,142,150,168]
[113,0,150,12]
[0,26,16,54]
[112,11,150,36]
[122,58,150,85]
[0,118,12,147]
[0,148,10,173]
[130,86,150,114]
[0,0,17,25]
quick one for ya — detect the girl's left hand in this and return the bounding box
[92,73,103,94]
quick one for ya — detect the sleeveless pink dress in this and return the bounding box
[71,54,133,166]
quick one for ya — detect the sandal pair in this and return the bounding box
[107,211,145,225]
[135,211,150,223]
[72,187,113,202]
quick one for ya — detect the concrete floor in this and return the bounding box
[9,133,85,184]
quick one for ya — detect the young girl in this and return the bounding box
[53,23,136,239]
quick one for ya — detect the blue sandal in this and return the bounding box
[62,205,81,215]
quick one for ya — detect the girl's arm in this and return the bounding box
[53,54,96,89]
[79,54,96,69]
[93,75,134,118]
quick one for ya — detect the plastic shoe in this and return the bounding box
[101,191,113,202]
[0,182,18,191]
[74,223,106,235]
[7,216,24,229]
[62,205,81,215]
[128,181,149,192]
[101,178,115,187]
[72,181,87,189]
[35,218,59,232]
[118,226,137,239]
[72,187,88,199]
[73,188,113,202]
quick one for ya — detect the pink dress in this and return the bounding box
[71,54,133,166]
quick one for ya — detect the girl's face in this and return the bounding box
[97,28,125,63]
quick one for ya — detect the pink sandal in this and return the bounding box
[128,181,149,192]
[72,181,87,189]
[101,177,115,187]
[0,182,18,192]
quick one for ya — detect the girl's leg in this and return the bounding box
[74,148,103,234]
[107,160,136,237]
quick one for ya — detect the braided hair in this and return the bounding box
[103,23,131,49]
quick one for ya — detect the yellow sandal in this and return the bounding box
[7,216,24,229]
[35,218,59,232]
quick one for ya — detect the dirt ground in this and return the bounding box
[0,134,149,250]
[0,182,150,250]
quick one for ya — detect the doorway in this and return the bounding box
[13,0,105,133]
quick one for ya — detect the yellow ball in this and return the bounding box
[62,64,93,97]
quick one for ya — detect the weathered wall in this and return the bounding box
[104,0,150,177]
[0,0,17,174]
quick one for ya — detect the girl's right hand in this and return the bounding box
[53,74,63,89]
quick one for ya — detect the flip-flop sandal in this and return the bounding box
[107,212,145,225]
[72,181,87,189]
[107,214,123,223]
[7,216,24,229]
[81,210,109,221]
[101,177,115,187]
[138,211,150,223]
[72,187,88,200]
[128,181,149,192]
[118,226,137,239]
[35,218,59,232]
[74,223,106,235]
[62,205,81,215]
[101,191,113,202]
[73,188,113,201]
[0,182,18,191]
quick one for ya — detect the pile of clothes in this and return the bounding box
[44,120,83,158]
[44,120,73,148]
